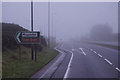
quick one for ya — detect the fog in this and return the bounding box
[2,2,118,42]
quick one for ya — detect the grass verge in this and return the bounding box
[2,46,59,78]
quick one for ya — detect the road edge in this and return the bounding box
[30,48,66,79]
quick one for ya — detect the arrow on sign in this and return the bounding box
[15,31,40,44]
[17,32,21,43]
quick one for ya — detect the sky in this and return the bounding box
[2,2,118,42]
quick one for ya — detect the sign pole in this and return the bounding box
[31,0,34,60]
[48,0,50,48]
[35,44,37,62]
[19,44,21,61]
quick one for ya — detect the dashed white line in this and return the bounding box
[90,49,93,51]
[93,51,97,54]
[116,67,120,72]
[98,54,103,58]
[88,48,120,73]
[64,50,73,78]
[79,48,86,56]
[104,59,112,65]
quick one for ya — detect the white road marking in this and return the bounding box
[90,49,93,51]
[116,67,120,72]
[64,50,73,78]
[79,48,86,56]
[104,59,112,65]
[72,49,75,51]
[98,54,103,58]
[79,48,82,50]
[88,48,120,73]
[93,51,97,54]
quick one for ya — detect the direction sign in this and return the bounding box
[16,31,40,44]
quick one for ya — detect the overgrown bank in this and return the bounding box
[2,23,59,78]
[2,46,59,78]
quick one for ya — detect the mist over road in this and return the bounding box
[50,42,119,78]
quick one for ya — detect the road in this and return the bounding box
[51,42,119,78]
[38,42,119,79]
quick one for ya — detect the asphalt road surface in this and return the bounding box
[50,42,119,78]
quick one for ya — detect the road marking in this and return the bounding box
[98,54,102,58]
[90,49,93,51]
[104,59,112,65]
[79,48,82,50]
[116,67,120,72]
[72,49,75,51]
[93,51,97,54]
[64,50,73,78]
[79,48,86,56]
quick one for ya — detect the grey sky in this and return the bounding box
[2,2,118,41]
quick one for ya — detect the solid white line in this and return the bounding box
[79,48,86,56]
[116,67,120,72]
[98,54,103,58]
[64,50,73,78]
[104,59,112,65]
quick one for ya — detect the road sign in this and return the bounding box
[16,31,40,44]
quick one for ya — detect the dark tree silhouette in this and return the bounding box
[90,24,113,41]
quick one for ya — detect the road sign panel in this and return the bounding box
[16,31,40,44]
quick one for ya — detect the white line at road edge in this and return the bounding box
[64,50,73,78]
[104,59,112,65]
[79,48,86,56]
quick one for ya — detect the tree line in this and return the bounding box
[80,24,119,42]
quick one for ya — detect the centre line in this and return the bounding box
[116,67,120,72]
[104,59,112,65]
[98,54,103,58]
[79,48,86,56]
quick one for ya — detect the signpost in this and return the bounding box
[16,32,40,44]
[16,31,40,62]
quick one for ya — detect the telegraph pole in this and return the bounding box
[31,0,34,60]
[48,0,50,48]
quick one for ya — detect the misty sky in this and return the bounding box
[2,2,118,41]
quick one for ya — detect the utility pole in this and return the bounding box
[31,0,34,60]
[48,0,50,48]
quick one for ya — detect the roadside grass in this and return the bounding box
[2,46,59,78]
